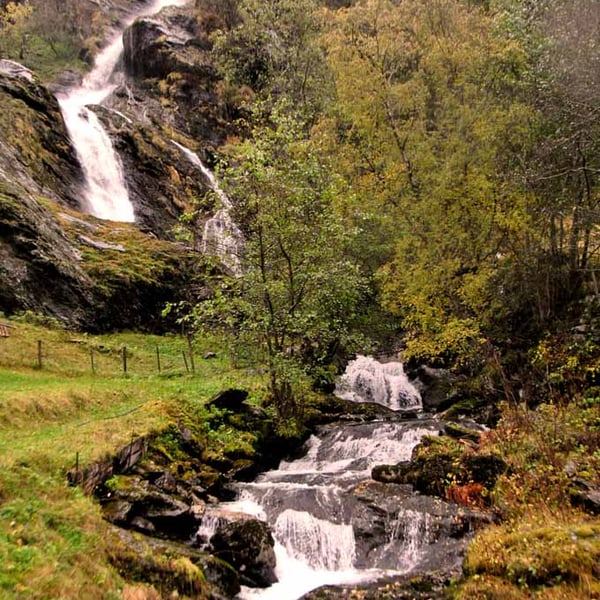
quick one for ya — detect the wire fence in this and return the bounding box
[0,324,206,377]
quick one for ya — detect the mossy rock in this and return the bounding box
[107,526,240,599]
[462,520,600,591]
[387,435,506,501]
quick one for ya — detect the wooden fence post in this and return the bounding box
[37,340,43,369]
[186,334,195,374]
[156,345,161,373]
[122,346,128,374]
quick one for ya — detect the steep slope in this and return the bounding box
[0,2,237,330]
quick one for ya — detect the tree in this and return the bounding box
[211,0,334,122]
[322,0,534,366]
[188,105,366,424]
[27,0,94,57]
[0,1,32,59]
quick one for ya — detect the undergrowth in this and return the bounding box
[452,389,600,598]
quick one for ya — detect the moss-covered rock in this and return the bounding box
[457,519,600,598]
[107,526,240,599]
[372,434,506,507]
[0,60,82,209]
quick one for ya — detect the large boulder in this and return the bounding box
[209,515,277,588]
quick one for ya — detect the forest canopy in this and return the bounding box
[195,0,600,394]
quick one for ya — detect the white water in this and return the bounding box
[172,140,244,274]
[200,414,441,600]
[58,0,189,221]
[336,355,422,411]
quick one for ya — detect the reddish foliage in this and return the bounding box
[445,482,486,507]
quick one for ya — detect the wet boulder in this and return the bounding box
[411,364,458,412]
[207,389,249,411]
[300,572,453,600]
[209,515,277,588]
[350,480,493,573]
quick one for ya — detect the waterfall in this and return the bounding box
[275,510,356,571]
[172,141,244,274]
[336,355,422,411]
[393,510,433,571]
[57,0,189,221]
[210,418,443,600]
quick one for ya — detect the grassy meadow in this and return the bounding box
[0,316,265,599]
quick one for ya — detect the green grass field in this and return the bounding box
[0,317,265,599]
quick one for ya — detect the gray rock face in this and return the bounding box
[94,104,214,238]
[0,61,83,209]
[118,4,236,145]
[123,8,207,79]
[351,480,493,574]
[0,181,96,328]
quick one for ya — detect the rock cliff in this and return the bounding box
[0,2,240,330]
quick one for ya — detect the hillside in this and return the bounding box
[0,0,599,599]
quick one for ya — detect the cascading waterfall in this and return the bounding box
[197,356,444,600]
[172,141,244,274]
[274,510,356,571]
[57,0,189,221]
[336,355,422,411]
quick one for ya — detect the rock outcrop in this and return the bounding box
[0,1,241,328]
[0,60,82,208]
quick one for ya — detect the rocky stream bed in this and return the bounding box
[69,358,507,600]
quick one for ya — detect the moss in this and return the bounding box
[459,518,600,596]
[107,529,210,599]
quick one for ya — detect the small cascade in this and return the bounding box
[210,418,443,600]
[57,0,189,221]
[194,512,225,549]
[368,509,434,571]
[336,355,422,411]
[393,510,433,571]
[172,141,244,274]
[274,510,356,571]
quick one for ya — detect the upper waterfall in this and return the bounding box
[172,141,244,275]
[57,0,189,222]
[336,355,422,411]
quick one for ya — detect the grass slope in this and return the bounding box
[0,317,264,599]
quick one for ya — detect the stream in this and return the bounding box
[201,356,466,600]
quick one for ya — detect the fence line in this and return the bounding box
[0,333,202,377]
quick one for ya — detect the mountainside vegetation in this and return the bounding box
[0,0,599,598]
